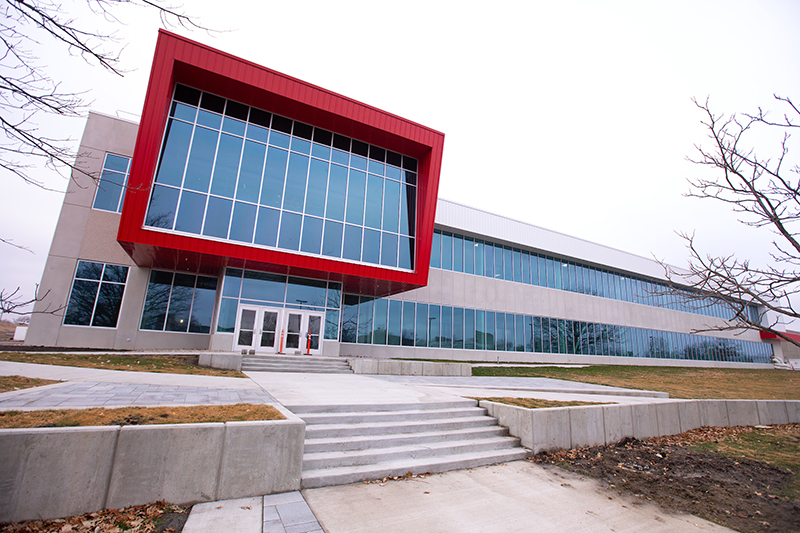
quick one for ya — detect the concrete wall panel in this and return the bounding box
[106,423,225,508]
[0,427,118,523]
[530,408,572,454]
[756,401,789,425]
[787,401,800,423]
[678,401,702,433]
[216,420,304,500]
[655,402,682,436]
[631,403,658,439]
[569,405,605,448]
[602,404,633,445]
[698,400,730,428]
[726,400,760,427]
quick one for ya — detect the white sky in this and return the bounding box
[2,0,799,315]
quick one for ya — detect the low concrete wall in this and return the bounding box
[348,358,471,376]
[0,411,304,523]
[198,353,243,371]
[481,399,800,454]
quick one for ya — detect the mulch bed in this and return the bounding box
[0,501,189,533]
[531,425,800,533]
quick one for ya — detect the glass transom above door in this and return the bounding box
[234,305,324,355]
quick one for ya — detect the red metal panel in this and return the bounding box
[119,30,444,296]
[760,330,800,342]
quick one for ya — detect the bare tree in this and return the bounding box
[1,0,205,189]
[1,0,208,314]
[0,285,59,317]
[664,95,800,351]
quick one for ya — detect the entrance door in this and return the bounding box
[281,310,325,355]
[234,305,325,355]
[234,305,281,354]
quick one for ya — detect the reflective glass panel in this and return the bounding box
[209,133,243,198]
[428,304,440,348]
[321,220,343,258]
[415,303,428,347]
[402,301,415,346]
[254,207,280,247]
[300,216,324,255]
[388,300,402,345]
[278,211,302,250]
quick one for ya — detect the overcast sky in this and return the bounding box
[2,0,799,315]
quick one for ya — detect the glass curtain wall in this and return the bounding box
[145,85,418,270]
[216,269,342,340]
[339,295,773,364]
[429,229,758,321]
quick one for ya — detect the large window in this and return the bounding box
[145,84,418,270]
[338,295,773,364]
[429,229,760,321]
[64,261,129,327]
[92,154,131,213]
[140,271,218,333]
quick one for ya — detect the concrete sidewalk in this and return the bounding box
[183,461,732,533]
[304,461,733,533]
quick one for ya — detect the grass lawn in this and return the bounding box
[0,375,60,393]
[0,403,284,428]
[0,351,245,378]
[691,424,800,500]
[474,397,609,409]
[473,365,800,400]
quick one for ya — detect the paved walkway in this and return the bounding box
[1,360,719,532]
[184,492,323,533]
[0,381,276,411]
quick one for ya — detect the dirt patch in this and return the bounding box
[475,397,609,408]
[532,425,800,533]
[0,351,245,378]
[0,376,59,393]
[0,403,284,428]
[0,501,190,532]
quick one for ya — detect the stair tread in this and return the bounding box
[299,407,486,421]
[301,448,530,485]
[304,436,520,460]
[287,400,477,414]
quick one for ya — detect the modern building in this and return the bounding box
[26,31,782,368]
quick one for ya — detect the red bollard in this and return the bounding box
[279,329,284,354]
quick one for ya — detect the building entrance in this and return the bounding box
[233,305,324,355]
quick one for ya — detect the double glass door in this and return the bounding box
[234,305,324,355]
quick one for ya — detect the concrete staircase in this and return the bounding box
[289,399,530,488]
[241,354,353,374]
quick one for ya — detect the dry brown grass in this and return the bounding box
[0,375,60,393]
[0,351,245,378]
[474,365,800,399]
[0,321,17,341]
[0,403,284,428]
[475,396,609,409]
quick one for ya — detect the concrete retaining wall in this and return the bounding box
[198,353,243,371]
[481,399,800,454]
[0,413,304,524]
[348,358,471,376]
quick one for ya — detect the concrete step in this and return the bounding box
[297,406,487,425]
[304,416,499,439]
[241,364,353,374]
[286,399,478,414]
[303,425,511,453]
[303,435,521,470]
[241,355,353,374]
[300,448,531,489]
